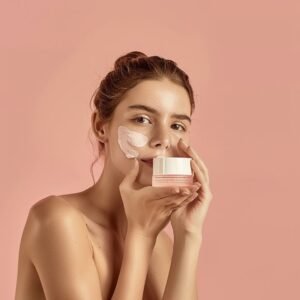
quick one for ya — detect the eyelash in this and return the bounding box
[132,116,187,131]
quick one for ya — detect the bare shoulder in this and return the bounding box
[22,195,92,260]
[21,195,102,299]
[28,194,86,228]
[30,194,78,220]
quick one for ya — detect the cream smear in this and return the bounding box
[117,126,148,158]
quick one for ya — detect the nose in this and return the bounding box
[150,127,171,150]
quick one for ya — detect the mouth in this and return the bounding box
[141,158,153,167]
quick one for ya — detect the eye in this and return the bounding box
[172,123,186,131]
[133,116,151,124]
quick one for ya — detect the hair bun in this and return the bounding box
[114,51,147,69]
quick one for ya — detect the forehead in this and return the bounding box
[116,78,191,115]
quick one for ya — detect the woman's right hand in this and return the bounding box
[119,158,201,239]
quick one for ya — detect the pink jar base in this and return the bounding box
[152,175,193,187]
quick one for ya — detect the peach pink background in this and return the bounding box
[1,1,299,299]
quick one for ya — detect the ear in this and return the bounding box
[91,111,109,143]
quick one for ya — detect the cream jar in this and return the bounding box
[152,156,193,187]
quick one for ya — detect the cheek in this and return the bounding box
[107,139,132,174]
[171,131,181,140]
[170,131,190,155]
[117,125,148,158]
[170,131,189,145]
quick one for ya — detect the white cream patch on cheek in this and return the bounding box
[117,126,148,158]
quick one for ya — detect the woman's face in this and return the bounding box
[104,77,192,186]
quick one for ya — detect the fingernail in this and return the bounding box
[181,188,191,195]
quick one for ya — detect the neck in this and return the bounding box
[83,156,128,240]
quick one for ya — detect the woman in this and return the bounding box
[15,51,213,300]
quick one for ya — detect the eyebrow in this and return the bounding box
[128,104,192,123]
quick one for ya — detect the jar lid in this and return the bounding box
[153,156,192,175]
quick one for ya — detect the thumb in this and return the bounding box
[122,158,140,185]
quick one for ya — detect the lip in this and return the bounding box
[141,158,154,167]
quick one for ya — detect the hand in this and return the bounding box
[170,138,213,238]
[119,158,200,239]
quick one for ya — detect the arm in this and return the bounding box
[162,233,202,300]
[27,200,103,300]
[111,226,156,300]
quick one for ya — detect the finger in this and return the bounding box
[178,192,199,206]
[150,182,201,201]
[163,193,193,208]
[120,158,140,186]
[142,185,181,200]
[191,160,211,197]
[168,192,199,210]
[179,183,201,195]
[179,139,210,184]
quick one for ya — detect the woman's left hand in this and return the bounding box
[170,138,213,238]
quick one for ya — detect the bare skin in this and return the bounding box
[15,192,177,300]
[15,78,204,300]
